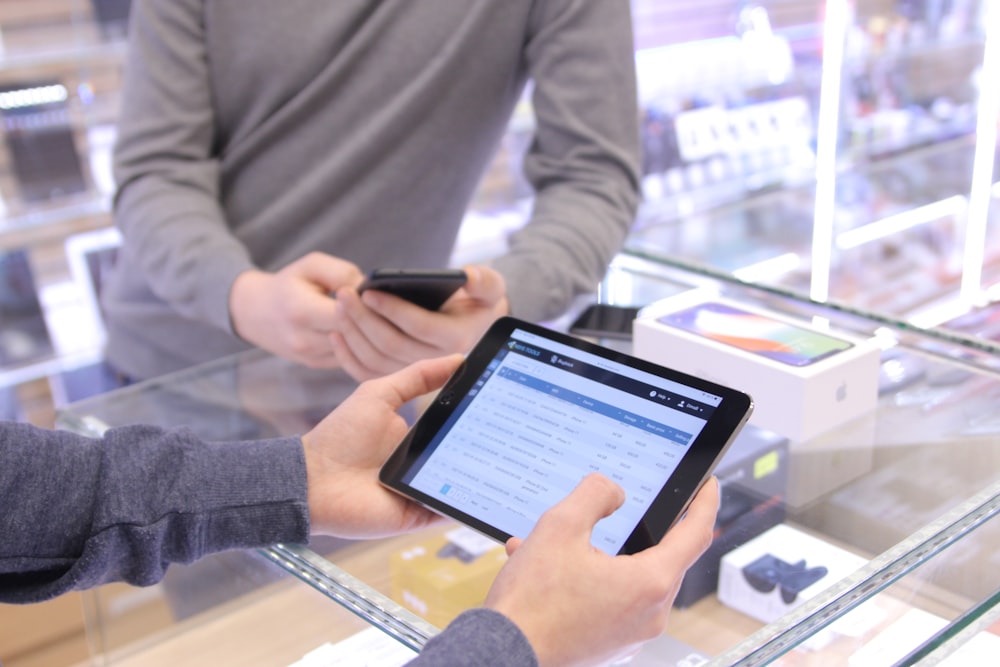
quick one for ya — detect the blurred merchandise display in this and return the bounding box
[0,248,54,368]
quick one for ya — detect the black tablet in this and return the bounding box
[379,317,754,555]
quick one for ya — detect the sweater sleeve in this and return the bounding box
[0,421,309,603]
[408,609,538,667]
[112,0,253,334]
[493,0,641,323]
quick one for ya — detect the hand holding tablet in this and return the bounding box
[379,317,753,555]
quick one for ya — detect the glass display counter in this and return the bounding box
[0,0,125,220]
[629,0,999,348]
[57,259,1000,666]
[0,1,127,412]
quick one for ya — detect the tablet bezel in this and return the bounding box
[379,316,754,555]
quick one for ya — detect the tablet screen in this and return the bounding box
[380,317,753,555]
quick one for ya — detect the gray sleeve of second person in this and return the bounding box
[0,421,309,604]
[112,0,253,334]
[407,609,538,667]
[493,0,641,323]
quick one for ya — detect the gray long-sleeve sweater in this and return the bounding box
[0,421,536,666]
[102,0,640,380]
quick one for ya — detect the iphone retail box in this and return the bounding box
[633,291,881,441]
[718,524,867,624]
[390,526,506,628]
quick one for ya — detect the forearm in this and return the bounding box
[497,0,640,322]
[113,0,251,333]
[0,422,308,603]
[494,182,637,322]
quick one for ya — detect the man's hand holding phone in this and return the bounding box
[330,264,509,381]
[230,252,364,369]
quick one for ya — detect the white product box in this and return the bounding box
[848,607,1000,667]
[633,290,881,441]
[718,523,868,624]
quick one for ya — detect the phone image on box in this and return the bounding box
[379,317,753,556]
[569,304,642,341]
[358,268,467,311]
[658,301,854,367]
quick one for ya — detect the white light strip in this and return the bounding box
[733,252,801,282]
[0,84,68,111]
[907,298,976,329]
[810,0,849,303]
[962,3,1000,303]
[835,195,968,250]
[599,267,635,306]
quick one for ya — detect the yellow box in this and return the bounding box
[390,527,507,628]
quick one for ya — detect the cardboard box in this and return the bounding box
[718,524,867,624]
[390,527,507,628]
[634,290,881,441]
[0,592,86,662]
[674,424,788,608]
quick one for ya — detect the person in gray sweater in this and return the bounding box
[1,355,719,667]
[102,0,642,382]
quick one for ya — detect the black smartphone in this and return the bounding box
[358,268,467,311]
[569,304,642,341]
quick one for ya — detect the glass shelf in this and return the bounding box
[888,582,1000,665]
[627,133,1000,337]
[57,259,1000,665]
[0,192,109,234]
[0,0,127,64]
[0,1,124,226]
[0,39,126,74]
[629,0,997,355]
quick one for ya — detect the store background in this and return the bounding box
[0,0,996,665]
